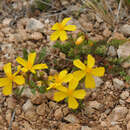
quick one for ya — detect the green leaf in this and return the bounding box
[38,86,46,93]
[23,48,28,60]
[38,47,46,63]
[31,88,36,95]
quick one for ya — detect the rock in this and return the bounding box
[64,114,79,123]
[94,77,104,87]
[25,110,38,122]
[120,24,130,36]
[63,107,69,116]
[29,32,43,40]
[103,28,111,37]
[127,121,130,130]
[36,103,48,116]
[107,46,117,57]
[22,99,34,112]
[108,106,128,121]
[21,87,33,98]
[126,97,130,103]
[128,69,130,76]
[81,126,92,130]
[54,108,63,120]
[126,110,130,122]
[113,78,124,89]
[96,15,103,23]
[109,125,122,130]
[6,110,12,124]
[112,32,125,40]
[59,123,81,130]
[120,91,129,100]
[6,97,16,109]
[26,18,44,31]
[117,41,130,68]
[88,101,103,110]
[2,18,12,26]
[31,93,43,105]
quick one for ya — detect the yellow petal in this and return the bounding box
[30,69,36,74]
[85,74,95,88]
[75,36,85,45]
[47,83,55,90]
[68,97,78,109]
[92,67,105,77]
[72,71,85,81]
[59,70,67,79]
[21,67,28,73]
[13,76,25,85]
[73,89,86,99]
[16,57,27,67]
[3,83,12,96]
[73,59,86,70]
[28,52,36,67]
[32,64,48,70]
[87,54,95,68]
[51,23,59,30]
[13,65,21,76]
[4,63,12,77]
[53,91,67,102]
[64,25,76,31]
[56,85,67,93]
[50,31,60,41]
[0,78,8,87]
[60,31,68,41]
[61,17,71,26]
[69,80,79,90]
[62,73,73,83]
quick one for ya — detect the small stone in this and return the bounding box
[88,101,103,110]
[36,103,48,116]
[120,91,129,100]
[6,110,12,124]
[54,108,63,120]
[128,69,130,76]
[59,123,81,130]
[109,125,122,130]
[21,87,33,98]
[59,52,66,59]
[96,15,103,23]
[112,32,125,40]
[107,46,116,57]
[31,93,43,105]
[64,114,79,123]
[103,28,111,37]
[63,107,69,116]
[126,97,130,103]
[22,99,33,112]
[81,126,92,130]
[6,97,16,109]
[26,18,44,31]
[94,77,104,87]
[29,32,43,40]
[120,24,130,36]
[126,110,130,121]
[2,18,12,26]
[113,78,124,89]
[127,121,130,130]
[108,106,128,121]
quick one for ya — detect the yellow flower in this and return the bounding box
[53,80,86,109]
[0,63,25,95]
[73,55,105,88]
[16,52,48,74]
[47,70,73,90]
[75,35,85,45]
[51,17,76,41]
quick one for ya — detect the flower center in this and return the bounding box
[86,67,92,73]
[27,63,32,70]
[8,75,14,80]
[67,89,73,96]
[58,23,64,31]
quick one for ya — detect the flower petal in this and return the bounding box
[2,83,12,96]
[28,52,36,66]
[92,67,105,77]
[62,73,73,83]
[4,63,12,77]
[59,70,67,79]
[50,31,60,41]
[56,85,67,93]
[87,54,95,68]
[68,97,78,109]
[13,76,25,85]
[53,91,67,102]
[85,74,95,88]
[72,71,85,81]
[73,59,86,70]
[16,57,27,67]
[64,25,76,31]
[60,31,68,41]
[73,89,86,99]
[0,78,8,87]
[21,67,28,73]
[69,79,79,90]
[32,64,48,70]
[51,23,59,30]
[61,17,71,26]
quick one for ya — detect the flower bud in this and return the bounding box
[75,36,85,45]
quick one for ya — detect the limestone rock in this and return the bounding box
[120,91,129,100]
[22,99,33,112]
[113,78,124,89]
[120,24,130,36]
[64,114,79,123]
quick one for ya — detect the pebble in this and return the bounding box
[109,125,122,130]
[6,97,16,109]
[5,109,12,124]
[120,24,130,36]
[64,114,79,123]
[113,78,124,89]
[120,91,129,100]
[127,121,130,130]
[59,123,81,130]
[54,108,63,120]
[81,126,92,130]
[88,101,103,110]
[36,103,47,116]
[107,46,116,57]
[29,32,43,40]
[112,32,125,40]
[31,93,43,105]
[26,18,44,32]
[103,28,111,37]
[21,87,33,98]
[22,99,34,112]
[94,77,104,87]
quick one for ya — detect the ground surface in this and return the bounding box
[0,0,130,130]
